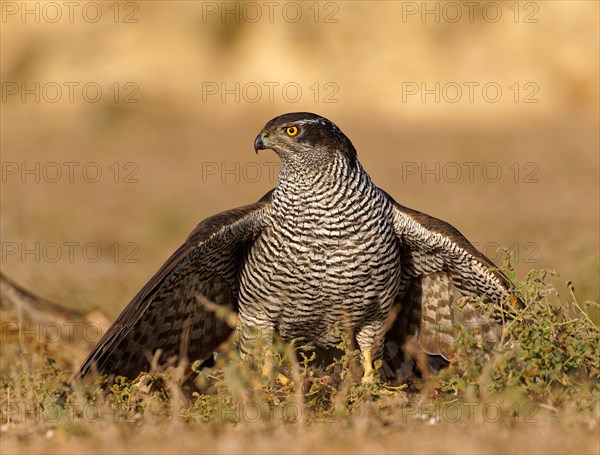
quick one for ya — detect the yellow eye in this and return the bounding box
[285,126,298,137]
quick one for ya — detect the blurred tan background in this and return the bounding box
[1,1,598,323]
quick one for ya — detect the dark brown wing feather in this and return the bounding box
[382,191,518,361]
[74,191,273,381]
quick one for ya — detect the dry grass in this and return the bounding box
[1,259,598,454]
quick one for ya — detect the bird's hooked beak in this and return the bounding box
[254,131,272,153]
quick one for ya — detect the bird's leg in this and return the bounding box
[259,350,291,385]
[234,315,277,380]
[235,323,291,385]
[362,350,374,382]
[356,321,385,383]
[236,324,273,361]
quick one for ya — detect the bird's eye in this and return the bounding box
[285,126,299,137]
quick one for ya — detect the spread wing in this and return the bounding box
[74,191,273,381]
[383,191,518,361]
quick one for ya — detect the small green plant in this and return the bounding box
[435,254,598,415]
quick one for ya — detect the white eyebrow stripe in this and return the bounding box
[296,119,326,126]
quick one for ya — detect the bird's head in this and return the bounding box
[254,113,357,170]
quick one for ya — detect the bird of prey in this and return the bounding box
[74,112,516,384]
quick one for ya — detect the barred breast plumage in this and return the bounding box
[237,148,402,357]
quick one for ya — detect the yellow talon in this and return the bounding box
[261,349,274,378]
[361,350,374,383]
[260,351,291,385]
[277,373,292,385]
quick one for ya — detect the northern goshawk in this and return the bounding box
[74,112,517,383]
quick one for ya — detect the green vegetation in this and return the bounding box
[1,260,597,453]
